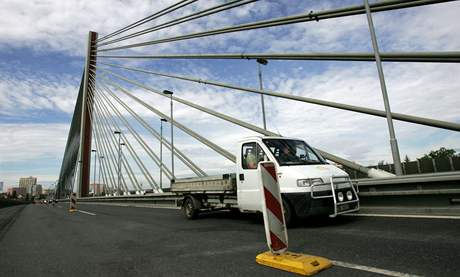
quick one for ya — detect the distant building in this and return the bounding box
[43,188,55,196]
[91,183,105,196]
[7,187,26,198]
[30,184,43,197]
[0,181,3,192]
[19,176,37,194]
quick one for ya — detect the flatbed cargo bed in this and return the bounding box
[171,173,237,193]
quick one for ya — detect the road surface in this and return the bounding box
[1,203,459,276]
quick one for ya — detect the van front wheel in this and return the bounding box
[282,198,295,227]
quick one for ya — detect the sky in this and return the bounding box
[0,0,459,190]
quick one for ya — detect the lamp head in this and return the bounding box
[256,58,268,65]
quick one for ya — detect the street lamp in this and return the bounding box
[114,130,121,195]
[256,58,268,130]
[91,149,97,196]
[120,142,125,195]
[99,155,104,194]
[163,90,175,183]
[160,118,167,190]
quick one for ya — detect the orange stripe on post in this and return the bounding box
[262,163,277,181]
[264,187,284,223]
[270,231,287,251]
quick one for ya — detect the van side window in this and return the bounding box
[257,143,267,164]
[242,142,268,170]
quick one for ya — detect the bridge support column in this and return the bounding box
[78,31,98,197]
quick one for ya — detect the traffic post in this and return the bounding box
[256,162,332,276]
[69,192,77,212]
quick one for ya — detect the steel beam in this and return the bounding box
[99,63,460,132]
[100,75,377,177]
[97,0,196,43]
[94,96,156,191]
[99,51,460,63]
[97,86,171,179]
[97,0,260,47]
[96,0,455,52]
[102,84,207,177]
[100,78,237,163]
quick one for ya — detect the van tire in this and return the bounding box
[283,198,295,227]
[183,197,199,220]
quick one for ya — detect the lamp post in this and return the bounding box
[256,58,268,130]
[120,142,125,195]
[99,155,104,194]
[160,118,167,190]
[163,90,175,183]
[91,149,97,196]
[114,130,121,195]
[363,0,402,175]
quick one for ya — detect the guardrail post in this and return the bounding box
[416,160,421,174]
[77,31,98,197]
[432,159,437,173]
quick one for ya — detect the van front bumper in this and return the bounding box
[284,190,359,218]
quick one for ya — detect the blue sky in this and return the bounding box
[1,0,459,190]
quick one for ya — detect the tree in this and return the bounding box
[420,147,458,160]
[404,155,410,163]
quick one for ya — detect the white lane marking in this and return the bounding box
[345,213,460,220]
[332,260,422,277]
[79,202,180,209]
[77,210,96,216]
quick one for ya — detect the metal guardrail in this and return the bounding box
[59,192,180,206]
[355,171,460,196]
[55,172,460,218]
[62,171,460,203]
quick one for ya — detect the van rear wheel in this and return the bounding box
[183,197,199,220]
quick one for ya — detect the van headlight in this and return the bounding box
[346,190,353,200]
[297,178,323,187]
[337,192,344,202]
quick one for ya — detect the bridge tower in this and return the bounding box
[77,31,98,197]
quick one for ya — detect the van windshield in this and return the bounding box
[262,139,325,166]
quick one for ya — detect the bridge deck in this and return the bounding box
[1,204,459,276]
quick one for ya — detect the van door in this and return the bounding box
[237,142,267,211]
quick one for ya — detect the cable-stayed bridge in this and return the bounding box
[55,0,460,201]
[2,1,459,276]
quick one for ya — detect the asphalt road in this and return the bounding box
[1,203,459,277]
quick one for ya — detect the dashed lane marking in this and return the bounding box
[332,260,422,277]
[345,213,460,220]
[79,202,180,209]
[77,210,96,216]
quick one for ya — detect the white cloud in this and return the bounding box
[0,71,79,116]
[0,123,69,185]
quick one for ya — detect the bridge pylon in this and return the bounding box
[77,31,98,197]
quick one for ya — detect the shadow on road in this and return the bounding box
[195,209,358,229]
